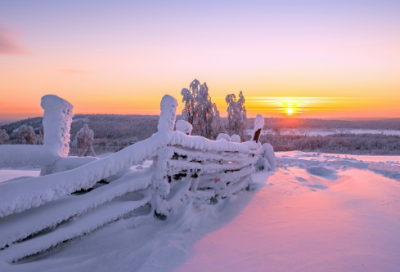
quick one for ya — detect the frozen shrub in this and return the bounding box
[176,120,193,135]
[217,133,231,142]
[0,129,10,144]
[74,124,95,157]
[35,131,44,145]
[226,91,247,140]
[12,125,36,144]
[231,134,241,143]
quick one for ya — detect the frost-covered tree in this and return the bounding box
[210,103,226,139]
[226,91,247,139]
[35,131,44,145]
[74,124,95,157]
[181,79,224,139]
[181,79,199,124]
[12,125,36,144]
[0,129,10,144]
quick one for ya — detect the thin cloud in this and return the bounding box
[57,69,90,74]
[0,26,28,55]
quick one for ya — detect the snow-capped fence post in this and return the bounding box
[152,95,178,218]
[251,114,264,143]
[41,95,74,157]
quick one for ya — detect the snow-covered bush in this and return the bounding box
[176,120,192,135]
[181,79,224,139]
[41,95,73,157]
[0,129,9,144]
[231,134,241,143]
[217,133,231,141]
[11,125,36,144]
[35,131,44,145]
[226,91,247,140]
[74,124,95,157]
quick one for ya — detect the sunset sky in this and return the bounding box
[1,0,399,122]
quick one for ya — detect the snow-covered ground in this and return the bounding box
[0,169,40,183]
[250,128,400,136]
[1,152,399,272]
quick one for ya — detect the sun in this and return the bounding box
[285,107,294,115]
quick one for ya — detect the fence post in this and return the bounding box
[41,95,74,157]
[153,95,178,219]
[157,95,178,133]
[251,114,264,143]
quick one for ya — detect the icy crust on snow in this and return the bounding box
[41,95,73,157]
[0,132,168,218]
[169,132,259,154]
[0,145,57,168]
[0,168,152,249]
[368,162,400,180]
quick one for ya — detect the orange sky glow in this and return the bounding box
[1,1,399,122]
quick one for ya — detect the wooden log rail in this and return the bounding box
[0,94,265,261]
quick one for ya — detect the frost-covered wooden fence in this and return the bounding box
[0,94,267,262]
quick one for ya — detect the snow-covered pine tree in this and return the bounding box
[12,125,36,144]
[226,91,247,140]
[181,79,224,139]
[74,124,95,157]
[0,129,10,144]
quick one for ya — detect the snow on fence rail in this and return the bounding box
[0,94,268,261]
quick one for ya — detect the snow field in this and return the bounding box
[174,157,400,272]
[2,152,398,272]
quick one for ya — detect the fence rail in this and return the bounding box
[0,94,271,262]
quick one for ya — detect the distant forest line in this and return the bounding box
[2,114,400,155]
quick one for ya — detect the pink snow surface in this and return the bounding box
[175,167,400,272]
[0,169,40,183]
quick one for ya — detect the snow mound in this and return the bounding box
[231,134,241,143]
[176,120,193,135]
[306,166,337,180]
[217,133,231,141]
